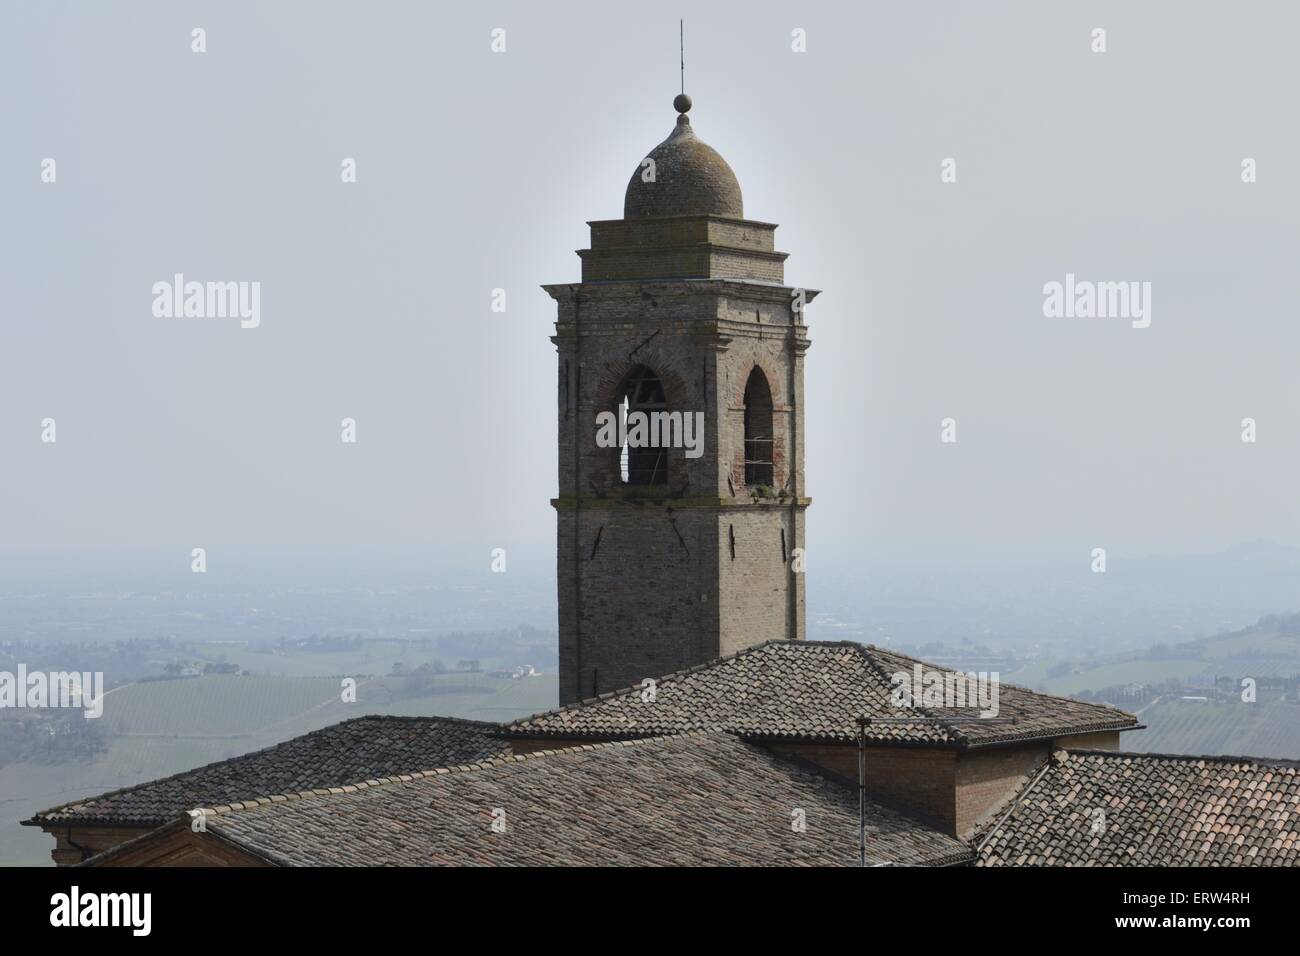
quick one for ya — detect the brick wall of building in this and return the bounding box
[547,276,811,705]
[717,506,800,655]
[773,730,1128,838]
[768,742,959,831]
[953,743,1051,837]
[556,504,716,701]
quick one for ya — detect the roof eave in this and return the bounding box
[504,721,1141,750]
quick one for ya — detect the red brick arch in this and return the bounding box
[591,351,692,488]
[730,358,785,408]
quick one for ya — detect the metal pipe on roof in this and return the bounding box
[857,715,868,867]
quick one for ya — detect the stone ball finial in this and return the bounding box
[673,93,692,114]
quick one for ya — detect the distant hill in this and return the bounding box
[1012,612,1300,761]
[813,539,1300,655]
[1022,611,1300,697]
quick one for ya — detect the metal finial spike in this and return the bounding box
[674,20,691,116]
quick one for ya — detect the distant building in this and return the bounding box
[487,665,539,680]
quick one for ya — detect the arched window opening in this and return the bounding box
[618,365,669,486]
[743,368,774,487]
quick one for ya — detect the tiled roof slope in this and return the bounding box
[27,715,509,828]
[506,641,1138,748]
[146,733,973,867]
[977,750,1300,866]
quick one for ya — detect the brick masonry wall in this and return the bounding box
[718,507,800,654]
[775,732,1127,838]
[557,505,716,702]
[769,742,959,832]
[581,218,786,283]
[954,743,1051,838]
[954,731,1125,837]
[548,279,811,705]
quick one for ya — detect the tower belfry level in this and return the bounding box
[544,94,817,706]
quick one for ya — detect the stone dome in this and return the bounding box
[623,104,743,220]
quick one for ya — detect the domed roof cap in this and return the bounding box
[623,96,743,220]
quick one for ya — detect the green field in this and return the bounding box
[1126,697,1300,760]
[188,641,425,679]
[1030,659,1211,696]
[1,672,557,866]
[1010,618,1300,697]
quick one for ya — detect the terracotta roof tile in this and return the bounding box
[506,641,1137,748]
[130,733,973,867]
[26,715,508,828]
[976,750,1300,866]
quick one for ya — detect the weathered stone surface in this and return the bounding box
[546,101,817,706]
[624,114,743,219]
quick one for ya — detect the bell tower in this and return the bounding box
[544,94,816,706]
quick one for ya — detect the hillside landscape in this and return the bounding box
[0,642,553,868]
[1016,614,1300,761]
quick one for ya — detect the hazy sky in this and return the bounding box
[5,1,1300,578]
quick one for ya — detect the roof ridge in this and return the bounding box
[505,639,1138,747]
[498,638,1141,750]
[190,731,727,819]
[857,645,968,747]
[350,713,504,729]
[510,638,1133,730]
[26,713,504,823]
[1066,747,1300,768]
[505,639,798,728]
[76,817,286,869]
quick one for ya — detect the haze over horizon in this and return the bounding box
[5,1,1300,581]
[3,539,1299,664]
[9,0,1300,891]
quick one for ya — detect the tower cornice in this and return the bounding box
[551,495,813,511]
[543,279,821,305]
